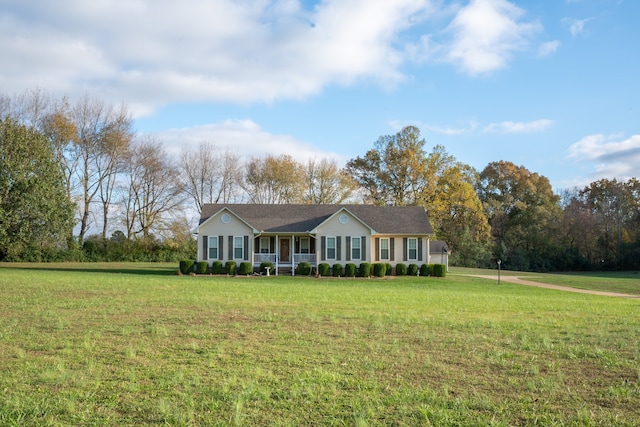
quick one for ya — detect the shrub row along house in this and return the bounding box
[195,204,449,275]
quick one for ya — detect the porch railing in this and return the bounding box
[253,253,316,265]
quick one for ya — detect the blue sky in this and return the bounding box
[2,0,638,190]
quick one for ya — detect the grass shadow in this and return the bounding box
[0,262,178,276]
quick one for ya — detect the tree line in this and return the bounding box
[1,89,638,270]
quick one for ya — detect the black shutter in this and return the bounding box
[202,236,208,260]
[321,236,326,261]
[244,236,249,260]
[418,238,423,261]
[346,237,351,261]
[403,237,408,261]
[390,238,395,261]
[270,237,275,253]
[361,236,366,261]
[218,236,224,260]
[375,238,380,261]
[228,236,233,259]
[336,236,341,261]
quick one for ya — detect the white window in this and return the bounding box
[351,236,361,260]
[408,238,418,260]
[326,236,336,260]
[234,236,244,259]
[380,238,390,260]
[300,237,310,254]
[260,237,270,254]
[208,236,218,259]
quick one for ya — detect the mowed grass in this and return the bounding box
[0,264,638,426]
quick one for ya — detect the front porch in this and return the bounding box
[253,235,317,275]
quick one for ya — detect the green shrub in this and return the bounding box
[179,260,194,275]
[359,262,371,277]
[407,264,419,276]
[395,263,407,276]
[433,264,447,277]
[420,264,429,277]
[238,262,253,275]
[373,263,386,277]
[260,262,274,275]
[385,263,393,276]
[196,261,209,274]
[318,263,330,276]
[344,263,357,277]
[211,260,224,274]
[225,261,237,275]
[297,262,312,276]
[332,263,343,277]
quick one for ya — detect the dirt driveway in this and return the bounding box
[464,274,640,299]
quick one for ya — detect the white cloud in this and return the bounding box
[483,119,554,133]
[538,40,561,57]
[151,119,345,164]
[444,0,541,75]
[567,134,640,180]
[0,0,428,116]
[563,17,591,37]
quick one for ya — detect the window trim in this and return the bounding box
[351,236,361,260]
[233,236,244,260]
[208,236,218,260]
[380,238,390,261]
[408,237,418,261]
[326,236,337,260]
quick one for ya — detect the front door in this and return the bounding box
[279,238,290,263]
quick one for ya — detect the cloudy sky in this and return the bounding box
[2,0,638,189]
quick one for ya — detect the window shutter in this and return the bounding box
[403,237,408,261]
[270,237,275,253]
[228,236,233,259]
[361,236,366,261]
[203,236,208,260]
[244,236,249,260]
[390,238,395,261]
[375,238,380,261]
[418,238,423,261]
[336,236,341,260]
[321,236,326,261]
[346,237,351,261]
[218,236,224,260]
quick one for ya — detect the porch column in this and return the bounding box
[291,234,295,276]
[275,235,279,276]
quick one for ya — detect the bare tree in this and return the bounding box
[304,158,357,204]
[120,137,185,240]
[179,142,243,212]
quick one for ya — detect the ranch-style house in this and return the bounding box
[196,204,441,275]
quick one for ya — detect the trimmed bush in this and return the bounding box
[407,263,419,276]
[238,262,253,275]
[297,262,312,276]
[179,260,194,275]
[433,264,447,277]
[211,260,224,274]
[395,263,407,276]
[333,263,343,277]
[344,263,357,277]
[225,261,237,275]
[318,263,330,277]
[373,263,386,277]
[420,263,429,277]
[385,263,393,276]
[359,262,371,277]
[196,261,209,274]
[260,262,274,275]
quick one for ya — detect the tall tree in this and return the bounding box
[120,137,185,240]
[0,118,74,260]
[242,154,305,204]
[303,158,357,204]
[477,161,561,270]
[179,141,243,212]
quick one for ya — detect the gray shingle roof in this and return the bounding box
[199,204,434,235]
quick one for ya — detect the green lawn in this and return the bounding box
[1,263,638,426]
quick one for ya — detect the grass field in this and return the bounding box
[0,263,638,426]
